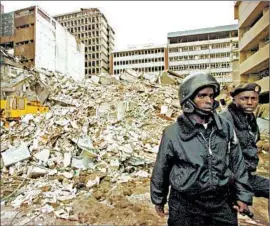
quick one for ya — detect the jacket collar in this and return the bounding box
[227,103,256,131]
[177,113,226,141]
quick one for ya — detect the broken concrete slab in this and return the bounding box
[34,149,50,163]
[1,143,31,167]
[27,166,49,178]
[160,105,168,114]
[63,152,72,167]
[143,73,158,83]
[90,75,100,84]
[71,135,94,151]
[159,71,176,85]
[86,176,100,188]
[71,157,94,169]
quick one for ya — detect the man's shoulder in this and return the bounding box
[219,108,233,123]
[219,114,233,127]
[163,121,179,140]
[164,121,178,134]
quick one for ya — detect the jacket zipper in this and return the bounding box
[199,130,214,187]
[199,130,214,156]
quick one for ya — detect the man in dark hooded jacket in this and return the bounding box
[220,83,269,200]
[150,72,253,226]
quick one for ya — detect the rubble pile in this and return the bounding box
[0,46,27,66]
[0,65,181,221]
[1,47,268,224]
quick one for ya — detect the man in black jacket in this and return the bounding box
[150,72,253,226]
[220,83,269,200]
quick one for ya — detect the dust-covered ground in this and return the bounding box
[1,152,269,226]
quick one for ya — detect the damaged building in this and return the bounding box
[0,3,4,14]
[167,24,240,86]
[111,44,168,75]
[0,6,85,81]
[234,1,269,83]
[54,8,115,77]
[110,25,240,86]
[234,1,270,123]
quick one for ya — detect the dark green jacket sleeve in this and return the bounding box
[228,124,253,205]
[150,130,174,206]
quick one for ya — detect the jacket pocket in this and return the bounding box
[170,165,198,189]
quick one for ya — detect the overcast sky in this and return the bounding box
[1,1,237,50]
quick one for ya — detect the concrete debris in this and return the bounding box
[2,47,267,224]
[63,152,72,167]
[90,75,100,84]
[143,73,158,83]
[86,176,100,188]
[34,149,50,163]
[1,143,31,167]
[0,62,181,218]
[158,71,177,85]
[28,166,49,178]
[71,156,94,169]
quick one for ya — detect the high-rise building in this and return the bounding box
[111,44,168,75]
[234,1,269,82]
[1,3,4,14]
[54,8,115,78]
[167,24,239,86]
[0,6,85,81]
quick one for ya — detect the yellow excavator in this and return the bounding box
[0,96,49,125]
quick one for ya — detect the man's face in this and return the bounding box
[233,91,259,114]
[193,87,215,112]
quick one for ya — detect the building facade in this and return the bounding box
[234,1,269,82]
[0,6,85,81]
[167,24,239,86]
[54,8,115,78]
[0,3,4,14]
[111,44,168,75]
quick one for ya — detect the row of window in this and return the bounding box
[85,53,100,59]
[15,8,34,18]
[169,42,238,53]
[65,24,100,32]
[85,45,100,52]
[15,39,34,46]
[114,57,164,66]
[58,16,100,25]
[85,67,100,75]
[169,31,238,44]
[57,10,101,20]
[72,31,100,38]
[80,38,101,46]
[169,52,236,61]
[113,49,164,58]
[209,72,231,78]
[85,60,101,67]
[62,22,100,29]
[169,62,231,71]
[114,66,165,75]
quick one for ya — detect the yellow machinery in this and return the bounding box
[0,96,49,120]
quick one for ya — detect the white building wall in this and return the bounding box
[35,13,56,72]
[35,8,84,81]
[55,23,66,74]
